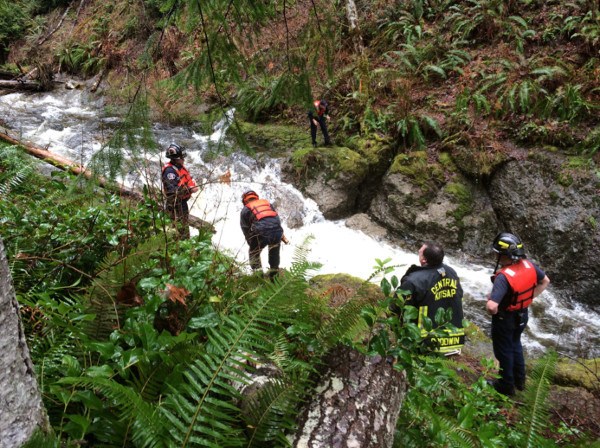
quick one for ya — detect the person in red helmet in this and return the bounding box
[240,190,284,279]
[308,99,332,147]
[486,232,550,396]
[161,143,199,239]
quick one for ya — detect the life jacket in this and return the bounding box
[497,259,538,312]
[162,163,197,200]
[313,100,326,117]
[402,264,465,355]
[245,199,278,221]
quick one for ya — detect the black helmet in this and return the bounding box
[166,143,185,160]
[241,190,259,205]
[492,232,526,259]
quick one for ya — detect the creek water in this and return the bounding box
[1,86,598,358]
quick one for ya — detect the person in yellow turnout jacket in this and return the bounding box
[399,241,465,355]
[240,190,284,279]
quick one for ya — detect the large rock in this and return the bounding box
[368,151,498,255]
[282,146,370,220]
[488,154,600,306]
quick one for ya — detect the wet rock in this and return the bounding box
[65,79,82,90]
[282,146,369,220]
[345,213,388,241]
[368,171,497,255]
[488,154,600,307]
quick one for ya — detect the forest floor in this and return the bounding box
[458,348,600,445]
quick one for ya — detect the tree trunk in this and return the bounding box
[345,0,365,54]
[292,345,407,448]
[0,238,49,446]
[0,131,214,232]
[0,80,43,91]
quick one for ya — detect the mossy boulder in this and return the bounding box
[233,121,308,157]
[282,145,370,219]
[446,143,508,180]
[369,151,498,253]
[309,273,384,307]
[554,358,600,392]
[488,150,600,306]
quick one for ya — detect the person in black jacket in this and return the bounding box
[240,190,285,278]
[397,241,465,355]
[161,143,199,239]
[308,99,332,147]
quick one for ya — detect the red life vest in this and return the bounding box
[245,199,278,221]
[498,259,538,311]
[313,100,326,117]
[162,163,197,200]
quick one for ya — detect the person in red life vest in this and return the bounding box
[394,241,465,356]
[486,232,550,396]
[161,143,199,239]
[308,99,332,147]
[240,190,285,279]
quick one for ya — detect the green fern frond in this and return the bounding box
[21,430,61,448]
[519,351,558,448]
[61,376,170,448]
[86,235,165,340]
[519,81,532,112]
[315,298,368,351]
[425,64,447,79]
[421,115,443,138]
[244,376,306,448]
[160,258,316,448]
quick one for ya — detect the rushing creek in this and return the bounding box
[1,85,599,358]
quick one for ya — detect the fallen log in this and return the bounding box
[0,131,214,232]
[0,80,43,91]
[292,345,407,448]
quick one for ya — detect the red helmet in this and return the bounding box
[241,190,259,204]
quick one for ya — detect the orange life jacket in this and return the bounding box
[498,259,538,311]
[162,163,197,200]
[313,100,326,117]
[245,199,278,221]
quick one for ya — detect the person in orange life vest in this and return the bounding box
[240,190,284,279]
[394,241,465,355]
[486,232,550,396]
[308,99,331,147]
[161,143,199,239]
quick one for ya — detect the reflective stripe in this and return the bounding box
[162,163,197,200]
[417,305,465,353]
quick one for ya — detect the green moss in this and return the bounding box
[389,151,444,188]
[554,358,600,392]
[448,145,507,179]
[234,121,308,156]
[309,273,384,305]
[289,146,368,180]
[565,156,593,169]
[444,181,473,221]
[332,147,368,177]
[353,135,392,166]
